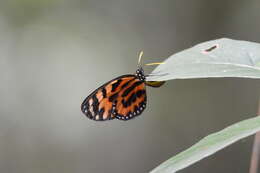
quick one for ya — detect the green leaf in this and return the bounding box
[147,38,260,81]
[150,116,260,173]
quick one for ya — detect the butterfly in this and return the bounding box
[81,52,165,121]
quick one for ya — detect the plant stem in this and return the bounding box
[249,99,260,173]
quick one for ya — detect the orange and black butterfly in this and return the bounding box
[81,52,165,121]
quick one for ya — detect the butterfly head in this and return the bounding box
[136,50,164,82]
[136,67,145,81]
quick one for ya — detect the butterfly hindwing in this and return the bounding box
[114,79,147,120]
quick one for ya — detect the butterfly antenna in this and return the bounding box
[145,62,165,66]
[145,73,168,77]
[138,51,165,67]
[138,51,144,67]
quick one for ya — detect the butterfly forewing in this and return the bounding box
[81,75,147,121]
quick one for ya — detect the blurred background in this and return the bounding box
[0,0,260,172]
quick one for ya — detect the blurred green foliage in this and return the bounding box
[0,0,59,26]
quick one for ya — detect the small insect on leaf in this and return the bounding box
[202,44,219,54]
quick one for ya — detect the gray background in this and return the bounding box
[0,0,260,173]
